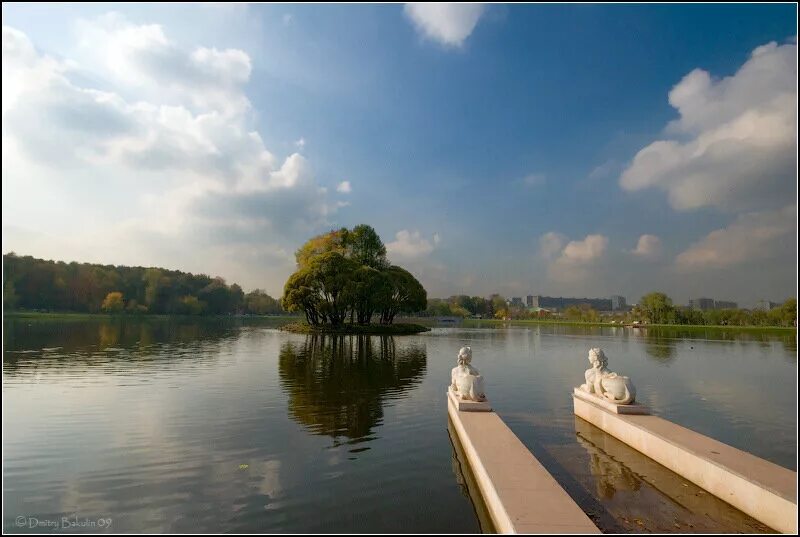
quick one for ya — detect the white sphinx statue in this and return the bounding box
[580,348,636,405]
[450,346,486,402]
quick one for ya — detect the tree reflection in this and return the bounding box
[640,328,677,364]
[2,317,243,372]
[278,335,426,444]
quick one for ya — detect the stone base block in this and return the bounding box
[573,391,797,533]
[573,387,650,414]
[448,386,492,412]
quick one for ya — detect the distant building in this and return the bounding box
[527,295,612,312]
[689,298,715,311]
[609,295,627,311]
[526,295,535,307]
[755,300,778,311]
[714,300,738,310]
[511,297,524,307]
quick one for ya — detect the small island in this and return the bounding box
[280,322,430,335]
[280,224,430,335]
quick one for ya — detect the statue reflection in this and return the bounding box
[574,417,641,499]
[278,335,426,445]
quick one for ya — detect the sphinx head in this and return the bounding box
[457,346,473,366]
[588,347,608,369]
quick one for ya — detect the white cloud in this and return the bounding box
[2,19,344,292]
[336,180,351,193]
[558,234,608,264]
[294,137,305,149]
[538,231,567,260]
[620,40,797,212]
[675,205,796,272]
[522,172,546,187]
[631,234,663,261]
[73,13,252,115]
[588,159,619,181]
[540,232,609,283]
[386,230,438,259]
[403,3,486,48]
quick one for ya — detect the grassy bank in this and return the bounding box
[3,311,300,322]
[455,317,796,333]
[280,322,431,335]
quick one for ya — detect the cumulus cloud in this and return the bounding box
[620,40,797,212]
[74,13,252,115]
[522,172,546,187]
[631,234,663,261]
[386,230,438,259]
[2,18,346,291]
[403,3,486,47]
[675,205,796,272]
[558,234,609,264]
[539,232,609,283]
[336,181,351,193]
[538,231,567,260]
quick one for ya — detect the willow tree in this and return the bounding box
[282,225,426,326]
[379,266,426,324]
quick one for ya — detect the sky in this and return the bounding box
[2,3,797,307]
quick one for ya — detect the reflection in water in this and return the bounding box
[2,317,793,533]
[576,428,641,499]
[572,417,772,533]
[278,335,426,445]
[3,318,245,376]
[447,420,495,534]
[639,328,677,364]
[2,317,290,375]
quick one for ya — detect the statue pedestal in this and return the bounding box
[448,386,492,412]
[573,387,649,415]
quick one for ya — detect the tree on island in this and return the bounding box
[281,225,427,326]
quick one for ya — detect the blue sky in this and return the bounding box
[2,3,797,306]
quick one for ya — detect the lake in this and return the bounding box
[3,317,796,533]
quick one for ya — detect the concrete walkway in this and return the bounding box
[448,392,601,534]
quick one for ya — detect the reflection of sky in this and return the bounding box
[416,325,797,470]
[2,321,796,532]
[2,323,480,533]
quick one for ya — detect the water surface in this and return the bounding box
[3,318,796,533]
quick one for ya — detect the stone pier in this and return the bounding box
[573,391,797,533]
[447,390,600,534]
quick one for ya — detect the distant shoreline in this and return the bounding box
[455,318,797,332]
[3,311,300,322]
[279,322,431,335]
[3,312,795,332]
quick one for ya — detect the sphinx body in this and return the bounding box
[580,348,636,405]
[450,346,486,402]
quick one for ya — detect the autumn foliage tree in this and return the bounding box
[281,225,427,326]
[2,253,282,316]
[101,291,124,313]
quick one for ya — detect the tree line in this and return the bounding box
[281,225,427,326]
[3,253,283,315]
[421,291,796,327]
[632,292,796,328]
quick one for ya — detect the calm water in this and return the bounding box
[2,318,797,533]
